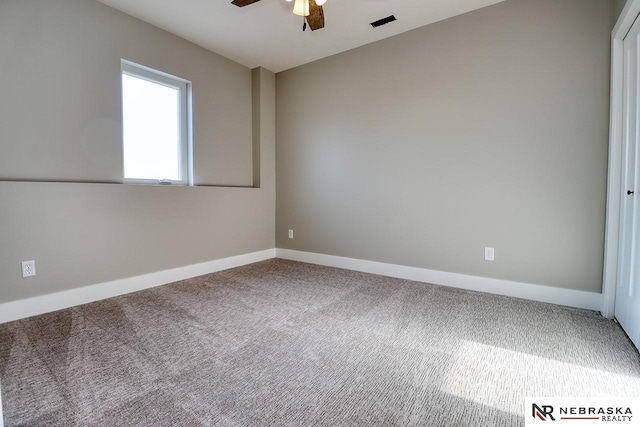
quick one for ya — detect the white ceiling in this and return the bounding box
[96,0,506,73]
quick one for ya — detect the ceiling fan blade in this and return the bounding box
[231,0,261,7]
[306,0,325,31]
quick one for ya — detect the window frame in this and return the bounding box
[120,60,192,186]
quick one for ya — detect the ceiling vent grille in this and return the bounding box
[370,15,397,28]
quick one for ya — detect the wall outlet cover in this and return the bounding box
[22,260,36,278]
[484,247,495,261]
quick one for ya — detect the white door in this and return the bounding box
[616,14,640,350]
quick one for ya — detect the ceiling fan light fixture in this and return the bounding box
[292,0,309,16]
[315,0,327,5]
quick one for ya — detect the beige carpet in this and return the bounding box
[0,259,639,426]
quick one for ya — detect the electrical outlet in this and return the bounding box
[22,260,36,278]
[484,247,495,261]
[288,229,294,239]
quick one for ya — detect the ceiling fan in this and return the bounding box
[231,0,327,31]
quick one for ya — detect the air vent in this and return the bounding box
[370,15,397,28]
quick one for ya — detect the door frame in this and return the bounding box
[602,0,640,318]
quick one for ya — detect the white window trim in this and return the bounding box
[120,60,193,186]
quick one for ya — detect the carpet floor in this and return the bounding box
[0,259,639,426]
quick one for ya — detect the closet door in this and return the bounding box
[616,13,640,350]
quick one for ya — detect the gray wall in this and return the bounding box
[0,0,276,303]
[276,0,614,293]
[614,0,628,21]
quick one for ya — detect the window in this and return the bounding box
[121,60,191,185]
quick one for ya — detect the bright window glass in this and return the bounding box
[121,61,190,185]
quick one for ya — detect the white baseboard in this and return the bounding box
[0,247,603,325]
[276,249,603,311]
[0,249,276,324]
